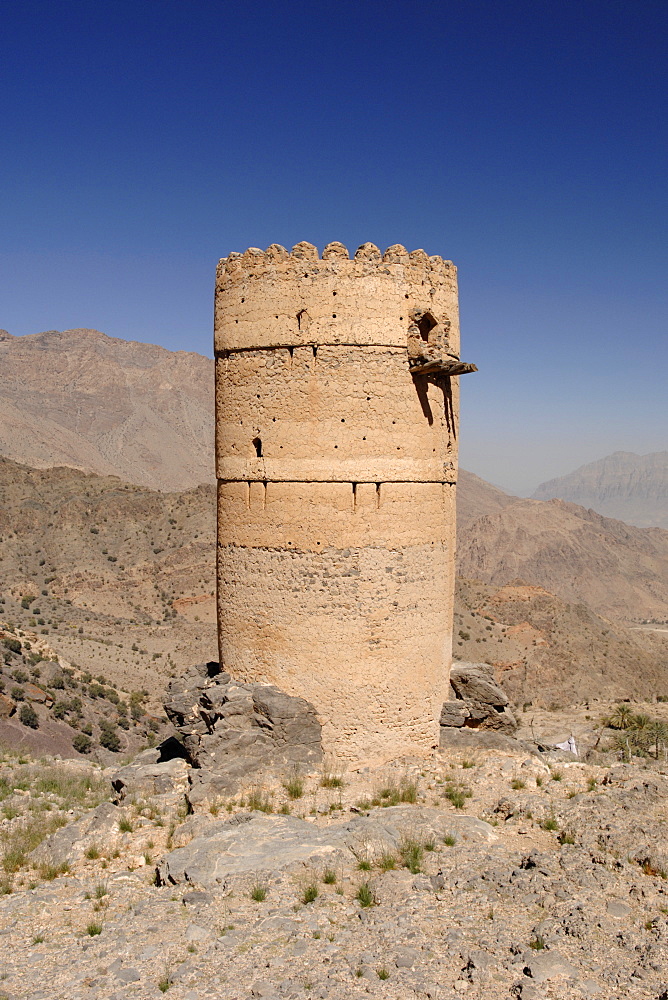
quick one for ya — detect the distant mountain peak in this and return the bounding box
[532,451,668,529]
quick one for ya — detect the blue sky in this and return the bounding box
[1,0,666,494]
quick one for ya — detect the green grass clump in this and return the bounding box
[443,833,457,847]
[246,788,274,813]
[399,836,423,874]
[250,882,267,902]
[86,921,103,937]
[443,785,468,809]
[23,769,107,808]
[511,778,526,790]
[357,859,371,871]
[302,884,318,904]
[356,883,374,907]
[118,818,133,833]
[283,774,304,800]
[322,868,337,884]
[1,813,68,873]
[377,851,396,871]
[375,776,418,807]
[541,817,559,831]
[38,861,69,881]
[320,773,344,789]
[377,966,390,980]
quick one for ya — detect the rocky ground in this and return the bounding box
[1,712,668,1000]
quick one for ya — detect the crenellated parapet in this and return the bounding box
[217,240,456,273]
[214,242,460,353]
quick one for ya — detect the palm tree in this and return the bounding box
[647,721,668,760]
[610,731,632,762]
[608,704,633,730]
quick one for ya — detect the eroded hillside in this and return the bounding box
[1,457,665,740]
[0,328,214,490]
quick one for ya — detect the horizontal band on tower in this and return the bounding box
[217,479,457,485]
[215,344,463,359]
[216,456,457,482]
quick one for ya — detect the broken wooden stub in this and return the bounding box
[409,359,479,376]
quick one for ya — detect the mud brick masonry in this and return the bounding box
[214,241,476,765]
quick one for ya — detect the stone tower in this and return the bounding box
[214,241,475,766]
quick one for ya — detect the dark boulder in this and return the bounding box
[163,663,323,805]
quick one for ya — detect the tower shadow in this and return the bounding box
[411,373,456,438]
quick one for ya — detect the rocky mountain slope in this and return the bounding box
[1,457,665,736]
[457,496,668,623]
[456,470,518,529]
[533,451,668,529]
[454,579,667,708]
[0,328,214,491]
[0,456,218,722]
[0,623,170,759]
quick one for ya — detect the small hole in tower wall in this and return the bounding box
[252,437,263,458]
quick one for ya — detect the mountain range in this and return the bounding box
[533,451,668,529]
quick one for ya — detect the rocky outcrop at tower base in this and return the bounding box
[163,661,323,804]
[160,661,516,805]
[440,661,518,734]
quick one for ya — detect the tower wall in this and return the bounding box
[214,241,462,765]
